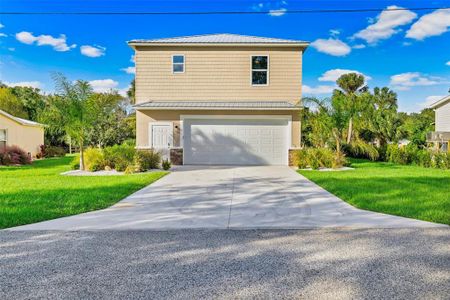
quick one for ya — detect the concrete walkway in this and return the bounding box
[10,166,445,230]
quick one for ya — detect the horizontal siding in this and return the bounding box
[436,102,450,131]
[135,46,303,103]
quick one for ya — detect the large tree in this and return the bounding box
[0,88,28,118]
[334,73,368,144]
[10,86,46,121]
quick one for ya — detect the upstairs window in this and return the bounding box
[0,129,6,149]
[251,56,268,85]
[172,55,185,73]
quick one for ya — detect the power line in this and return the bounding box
[1,6,449,15]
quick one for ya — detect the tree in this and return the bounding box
[0,88,28,118]
[127,79,135,104]
[334,73,368,144]
[398,109,434,146]
[10,86,46,121]
[41,75,97,170]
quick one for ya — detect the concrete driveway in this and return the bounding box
[11,166,444,230]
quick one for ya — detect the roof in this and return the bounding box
[133,101,301,110]
[128,33,309,47]
[0,109,44,127]
[429,95,450,109]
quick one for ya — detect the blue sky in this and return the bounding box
[0,0,449,112]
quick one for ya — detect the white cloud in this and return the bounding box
[318,69,372,82]
[121,66,136,74]
[329,29,340,36]
[88,79,119,93]
[406,9,450,40]
[268,8,287,16]
[8,47,15,51]
[352,44,366,49]
[16,31,76,51]
[4,81,42,89]
[446,61,450,66]
[80,45,106,57]
[303,84,335,95]
[424,95,446,107]
[310,38,351,56]
[390,72,445,90]
[0,23,4,29]
[130,54,135,63]
[0,33,7,38]
[353,5,417,44]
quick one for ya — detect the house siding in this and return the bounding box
[0,115,44,157]
[134,46,303,103]
[435,102,450,132]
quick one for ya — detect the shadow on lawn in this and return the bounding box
[0,229,449,298]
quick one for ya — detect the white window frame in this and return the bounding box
[148,122,174,148]
[172,54,185,74]
[0,129,7,148]
[250,55,269,86]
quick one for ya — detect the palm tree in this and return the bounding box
[334,73,368,144]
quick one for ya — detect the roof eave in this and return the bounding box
[429,95,450,109]
[128,42,309,49]
[133,106,301,111]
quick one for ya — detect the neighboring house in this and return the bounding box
[0,109,44,157]
[128,33,309,165]
[427,95,450,152]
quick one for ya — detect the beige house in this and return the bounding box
[0,109,44,157]
[128,34,309,165]
[427,95,450,152]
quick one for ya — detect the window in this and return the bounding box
[172,55,185,73]
[0,129,6,149]
[251,55,268,85]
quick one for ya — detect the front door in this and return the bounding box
[150,124,172,159]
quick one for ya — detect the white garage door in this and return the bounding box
[183,118,289,165]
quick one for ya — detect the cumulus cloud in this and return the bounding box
[16,31,76,51]
[80,45,106,57]
[4,81,42,89]
[390,72,445,90]
[352,44,366,49]
[0,33,7,38]
[446,61,450,66]
[406,9,450,40]
[303,84,335,95]
[269,8,287,16]
[310,38,351,56]
[121,67,136,74]
[88,79,119,93]
[353,5,417,44]
[318,69,372,82]
[0,23,4,29]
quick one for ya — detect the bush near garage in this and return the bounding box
[293,148,348,170]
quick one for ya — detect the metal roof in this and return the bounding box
[429,95,450,109]
[0,109,44,127]
[128,33,309,46]
[133,101,301,110]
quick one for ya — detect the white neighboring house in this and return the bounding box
[428,95,450,152]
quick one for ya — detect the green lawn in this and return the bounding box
[298,159,450,225]
[0,156,167,229]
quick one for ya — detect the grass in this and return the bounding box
[0,156,168,229]
[298,158,450,225]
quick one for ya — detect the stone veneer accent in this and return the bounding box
[288,148,300,167]
[170,148,183,165]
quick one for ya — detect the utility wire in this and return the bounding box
[1,6,449,15]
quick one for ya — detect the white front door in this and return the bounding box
[183,118,289,165]
[150,123,173,159]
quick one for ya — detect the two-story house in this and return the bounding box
[128,34,309,165]
[428,94,450,152]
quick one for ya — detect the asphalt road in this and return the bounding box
[1,229,449,299]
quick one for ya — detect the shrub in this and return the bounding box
[386,144,449,170]
[70,154,80,170]
[0,145,31,165]
[386,144,409,164]
[103,144,136,171]
[124,165,136,174]
[37,145,66,158]
[162,159,171,170]
[294,148,347,170]
[84,148,105,172]
[344,141,379,161]
[134,150,161,172]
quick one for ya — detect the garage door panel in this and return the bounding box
[184,118,288,165]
